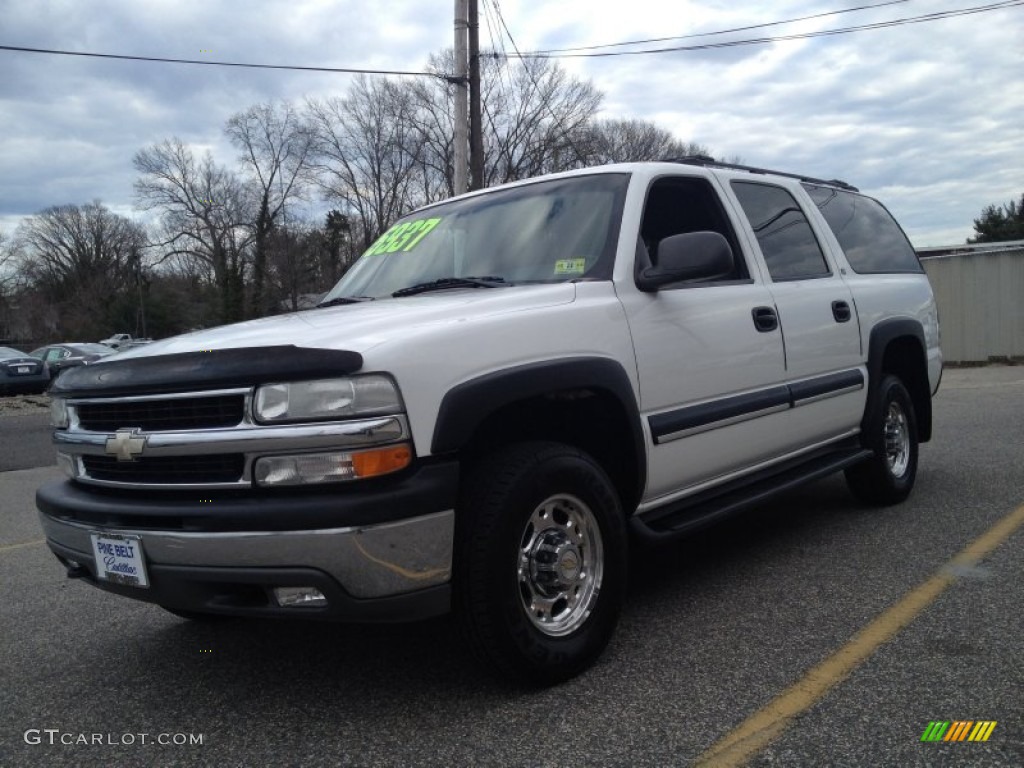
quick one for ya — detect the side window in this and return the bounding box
[731,182,830,281]
[639,176,749,284]
[802,184,923,274]
[45,348,63,362]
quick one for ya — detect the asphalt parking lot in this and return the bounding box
[1,367,1022,767]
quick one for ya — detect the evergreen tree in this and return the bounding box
[968,193,1024,243]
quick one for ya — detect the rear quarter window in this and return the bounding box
[803,184,922,274]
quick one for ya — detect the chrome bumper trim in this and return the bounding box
[39,509,453,599]
[55,416,408,456]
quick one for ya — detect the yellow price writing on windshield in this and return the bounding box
[364,217,442,256]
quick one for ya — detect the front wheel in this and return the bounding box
[456,442,627,686]
[845,374,919,505]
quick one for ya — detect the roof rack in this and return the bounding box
[664,155,859,193]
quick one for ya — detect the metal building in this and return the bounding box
[919,240,1024,364]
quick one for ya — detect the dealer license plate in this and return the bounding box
[90,533,149,588]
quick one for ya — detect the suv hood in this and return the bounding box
[112,284,576,361]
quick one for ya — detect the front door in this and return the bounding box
[620,175,790,503]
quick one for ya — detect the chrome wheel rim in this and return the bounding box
[517,494,604,637]
[883,401,910,477]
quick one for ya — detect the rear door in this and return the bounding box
[727,179,866,451]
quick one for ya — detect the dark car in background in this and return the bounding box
[30,343,117,380]
[0,346,50,395]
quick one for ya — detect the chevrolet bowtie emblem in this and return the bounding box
[105,429,147,462]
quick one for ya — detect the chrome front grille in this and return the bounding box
[77,393,245,432]
[56,387,410,490]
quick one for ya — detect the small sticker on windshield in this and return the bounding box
[364,217,442,257]
[554,258,586,276]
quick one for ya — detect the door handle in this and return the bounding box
[751,306,778,332]
[832,300,852,323]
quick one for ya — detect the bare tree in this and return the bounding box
[402,52,608,207]
[0,229,23,341]
[409,54,603,195]
[133,138,253,323]
[583,118,710,164]
[479,57,602,185]
[226,102,316,316]
[316,210,357,286]
[0,229,18,295]
[14,202,146,338]
[307,77,426,251]
[408,52,461,203]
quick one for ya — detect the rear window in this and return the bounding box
[802,184,922,274]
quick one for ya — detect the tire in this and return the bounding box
[456,441,627,686]
[845,374,918,506]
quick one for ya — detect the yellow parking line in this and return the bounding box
[0,538,46,554]
[695,503,1024,768]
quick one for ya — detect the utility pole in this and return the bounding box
[453,0,468,196]
[467,0,484,190]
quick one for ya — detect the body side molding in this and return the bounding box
[649,369,865,444]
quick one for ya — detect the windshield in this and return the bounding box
[0,347,28,360]
[321,173,629,302]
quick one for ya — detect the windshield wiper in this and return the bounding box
[316,295,376,308]
[392,276,507,298]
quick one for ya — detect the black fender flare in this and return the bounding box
[431,357,646,499]
[864,318,932,442]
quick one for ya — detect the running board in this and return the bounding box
[631,446,873,541]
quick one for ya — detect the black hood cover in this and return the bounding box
[51,346,364,397]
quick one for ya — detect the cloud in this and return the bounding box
[0,0,1021,248]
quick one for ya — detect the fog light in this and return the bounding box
[273,586,328,608]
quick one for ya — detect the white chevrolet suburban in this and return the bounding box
[38,159,942,685]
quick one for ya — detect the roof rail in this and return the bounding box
[664,155,859,192]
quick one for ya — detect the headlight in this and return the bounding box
[51,397,69,428]
[253,375,402,424]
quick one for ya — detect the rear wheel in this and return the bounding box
[456,441,627,686]
[846,374,918,505]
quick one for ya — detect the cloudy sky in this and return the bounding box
[1,0,1021,246]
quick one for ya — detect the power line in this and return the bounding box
[502,1,1024,59]
[0,44,445,79]
[490,0,590,164]
[481,0,515,113]
[482,0,523,141]
[529,0,913,54]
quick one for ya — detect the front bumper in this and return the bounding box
[36,461,458,622]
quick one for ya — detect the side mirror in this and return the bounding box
[636,231,735,292]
